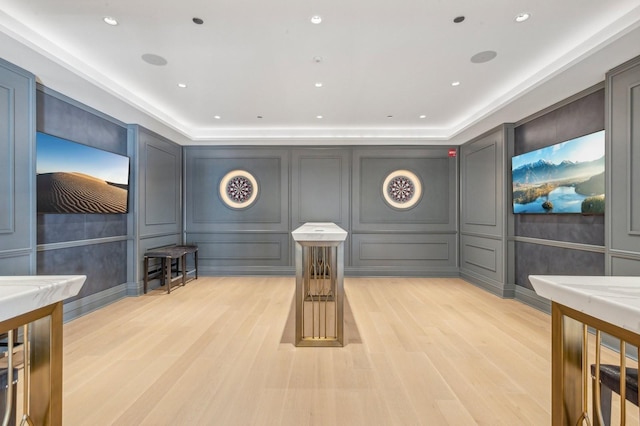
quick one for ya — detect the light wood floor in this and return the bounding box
[60,277,633,425]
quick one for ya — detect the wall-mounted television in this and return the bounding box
[36,132,130,214]
[511,130,605,214]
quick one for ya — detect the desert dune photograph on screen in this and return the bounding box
[36,132,130,214]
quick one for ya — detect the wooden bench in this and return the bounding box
[143,245,198,294]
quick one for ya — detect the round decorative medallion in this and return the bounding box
[382,169,422,209]
[219,170,259,209]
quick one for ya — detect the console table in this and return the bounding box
[291,222,347,347]
[0,275,85,426]
[143,245,198,294]
[530,275,640,425]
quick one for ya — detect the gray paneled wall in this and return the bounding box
[185,147,290,275]
[460,126,513,297]
[133,125,183,291]
[184,146,459,276]
[607,56,640,274]
[0,58,35,275]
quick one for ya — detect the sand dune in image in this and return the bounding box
[37,172,128,213]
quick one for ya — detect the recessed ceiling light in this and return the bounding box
[387,115,393,119]
[315,82,323,88]
[257,115,263,119]
[192,17,204,25]
[453,16,465,24]
[313,56,323,63]
[316,115,323,119]
[515,13,530,22]
[419,115,427,119]
[451,81,461,87]
[103,16,118,26]
[177,83,187,88]
[214,115,221,119]
[311,15,322,24]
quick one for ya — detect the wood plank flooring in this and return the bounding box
[60,277,634,425]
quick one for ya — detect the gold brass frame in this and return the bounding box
[551,302,640,425]
[0,302,63,426]
[294,241,344,347]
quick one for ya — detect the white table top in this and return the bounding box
[0,275,86,323]
[291,222,348,242]
[529,275,640,334]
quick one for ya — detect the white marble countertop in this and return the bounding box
[0,275,86,323]
[292,222,348,242]
[529,275,640,334]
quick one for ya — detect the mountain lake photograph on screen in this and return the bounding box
[511,130,605,214]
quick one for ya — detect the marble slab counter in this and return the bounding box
[0,275,86,323]
[529,275,640,334]
[292,222,348,242]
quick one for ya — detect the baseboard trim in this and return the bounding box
[63,284,127,322]
[514,285,551,314]
[460,269,515,298]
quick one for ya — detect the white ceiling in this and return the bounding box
[0,0,639,145]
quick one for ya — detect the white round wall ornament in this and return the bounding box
[382,169,422,209]
[219,170,259,209]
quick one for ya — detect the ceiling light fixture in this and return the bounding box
[387,115,393,119]
[214,115,221,119]
[192,17,204,25]
[177,83,187,88]
[419,115,427,119]
[103,16,118,26]
[515,13,530,22]
[315,82,323,88]
[451,81,461,87]
[453,16,465,24]
[316,115,323,119]
[311,15,322,24]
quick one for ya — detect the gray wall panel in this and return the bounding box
[610,255,640,275]
[186,233,290,267]
[351,233,456,268]
[38,240,127,302]
[185,147,289,233]
[0,84,13,234]
[0,58,35,274]
[461,235,500,275]
[138,127,182,237]
[607,57,640,266]
[515,241,604,291]
[352,147,457,233]
[459,127,508,294]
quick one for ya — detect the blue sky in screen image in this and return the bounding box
[36,133,129,185]
[511,130,605,170]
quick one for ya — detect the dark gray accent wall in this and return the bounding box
[511,87,606,295]
[607,56,640,274]
[460,126,513,297]
[0,58,35,275]
[36,86,131,318]
[184,146,459,276]
[133,125,183,292]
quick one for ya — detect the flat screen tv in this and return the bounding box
[36,132,130,214]
[511,130,605,214]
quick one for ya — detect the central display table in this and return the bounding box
[292,222,347,347]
